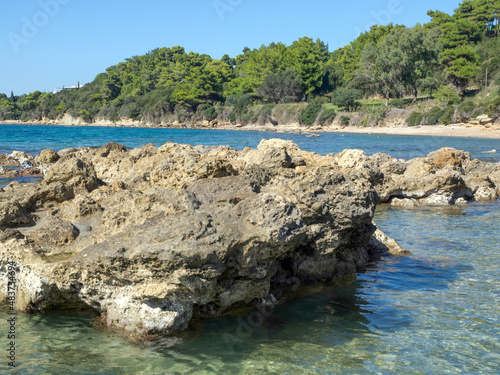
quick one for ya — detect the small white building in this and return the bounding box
[53,82,85,94]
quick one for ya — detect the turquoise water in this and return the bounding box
[1,124,499,374]
[1,124,499,162]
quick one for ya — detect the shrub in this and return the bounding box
[79,109,93,123]
[203,105,217,121]
[456,99,476,121]
[435,86,460,106]
[299,99,322,125]
[225,96,235,106]
[489,95,500,112]
[127,103,141,120]
[332,89,362,112]
[423,106,444,125]
[340,115,350,126]
[109,111,120,123]
[260,103,275,118]
[228,112,236,124]
[361,115,369,127]
[234,94,252,114]
[317,108,337,125]
[390,98,406,108]
[257,103,276,124]
[315,96,331,104]
[471,107,488,119]
[458,99,475,113]
[407,112,424,126]
[241,109,258,125]
[441,106,456,125]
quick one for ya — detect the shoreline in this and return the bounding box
[2,119,500,139]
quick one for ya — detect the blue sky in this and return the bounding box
[0,0,460,95]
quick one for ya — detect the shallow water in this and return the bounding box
[1,124,499,162]
[1,204,499,374]
[1,125,499,373]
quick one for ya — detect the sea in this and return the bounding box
[0,124,499,374]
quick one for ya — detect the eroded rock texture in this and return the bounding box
[4,140,495,337]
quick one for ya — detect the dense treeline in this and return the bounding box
[1,0,499,125]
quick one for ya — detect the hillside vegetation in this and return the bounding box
[1,0,499,127]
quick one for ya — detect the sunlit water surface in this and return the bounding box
[0,124,499,162]
[0,124,499,373]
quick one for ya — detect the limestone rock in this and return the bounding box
[39,149,60,164]
[476,114,493,125]
[9,151,34,167]
[0,140,387,338]
[334,149,368,169]
[428,147,471,169]
[0,154,21,167]
[368,227,411,256]
[3,141,497,340]
[340,147,497,205]
[244,139,302,169]
[27,216,80,249]
[35,149,60,175]
[44,157,101,194]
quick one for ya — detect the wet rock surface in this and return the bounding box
[0,140,497,338]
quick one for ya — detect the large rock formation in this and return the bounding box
[334,147,500,206]
[1,140,497,337]
[0,140,386,337]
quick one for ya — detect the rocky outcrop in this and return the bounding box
[336,147,499,206]
[34,149,59,175]
[1,139,404,338]
[2,141,496,338]
[0,151,43,180]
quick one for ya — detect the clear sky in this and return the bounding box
[0,0,461,96]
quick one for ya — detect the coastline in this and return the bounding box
[1,119,500,139]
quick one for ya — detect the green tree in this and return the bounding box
[332,88,362,112]
[298,99,322,125]
[426,10,452,30]
[441,45,480,92]
[454,0,500,37]
[225,42,291,98]
[321,58,344,93]
[335,24,398,84]
[382,25,441,101]
[440,19,483,93]
[355,41,404,106]
[0,97,16,119]
[475,37,500,85]
[100,71,122,102]
[435,85,461,105]
[289,37,324,95]
[257,69,303,103]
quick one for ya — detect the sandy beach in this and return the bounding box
[227,123,500,139]
[324,124,500,139]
